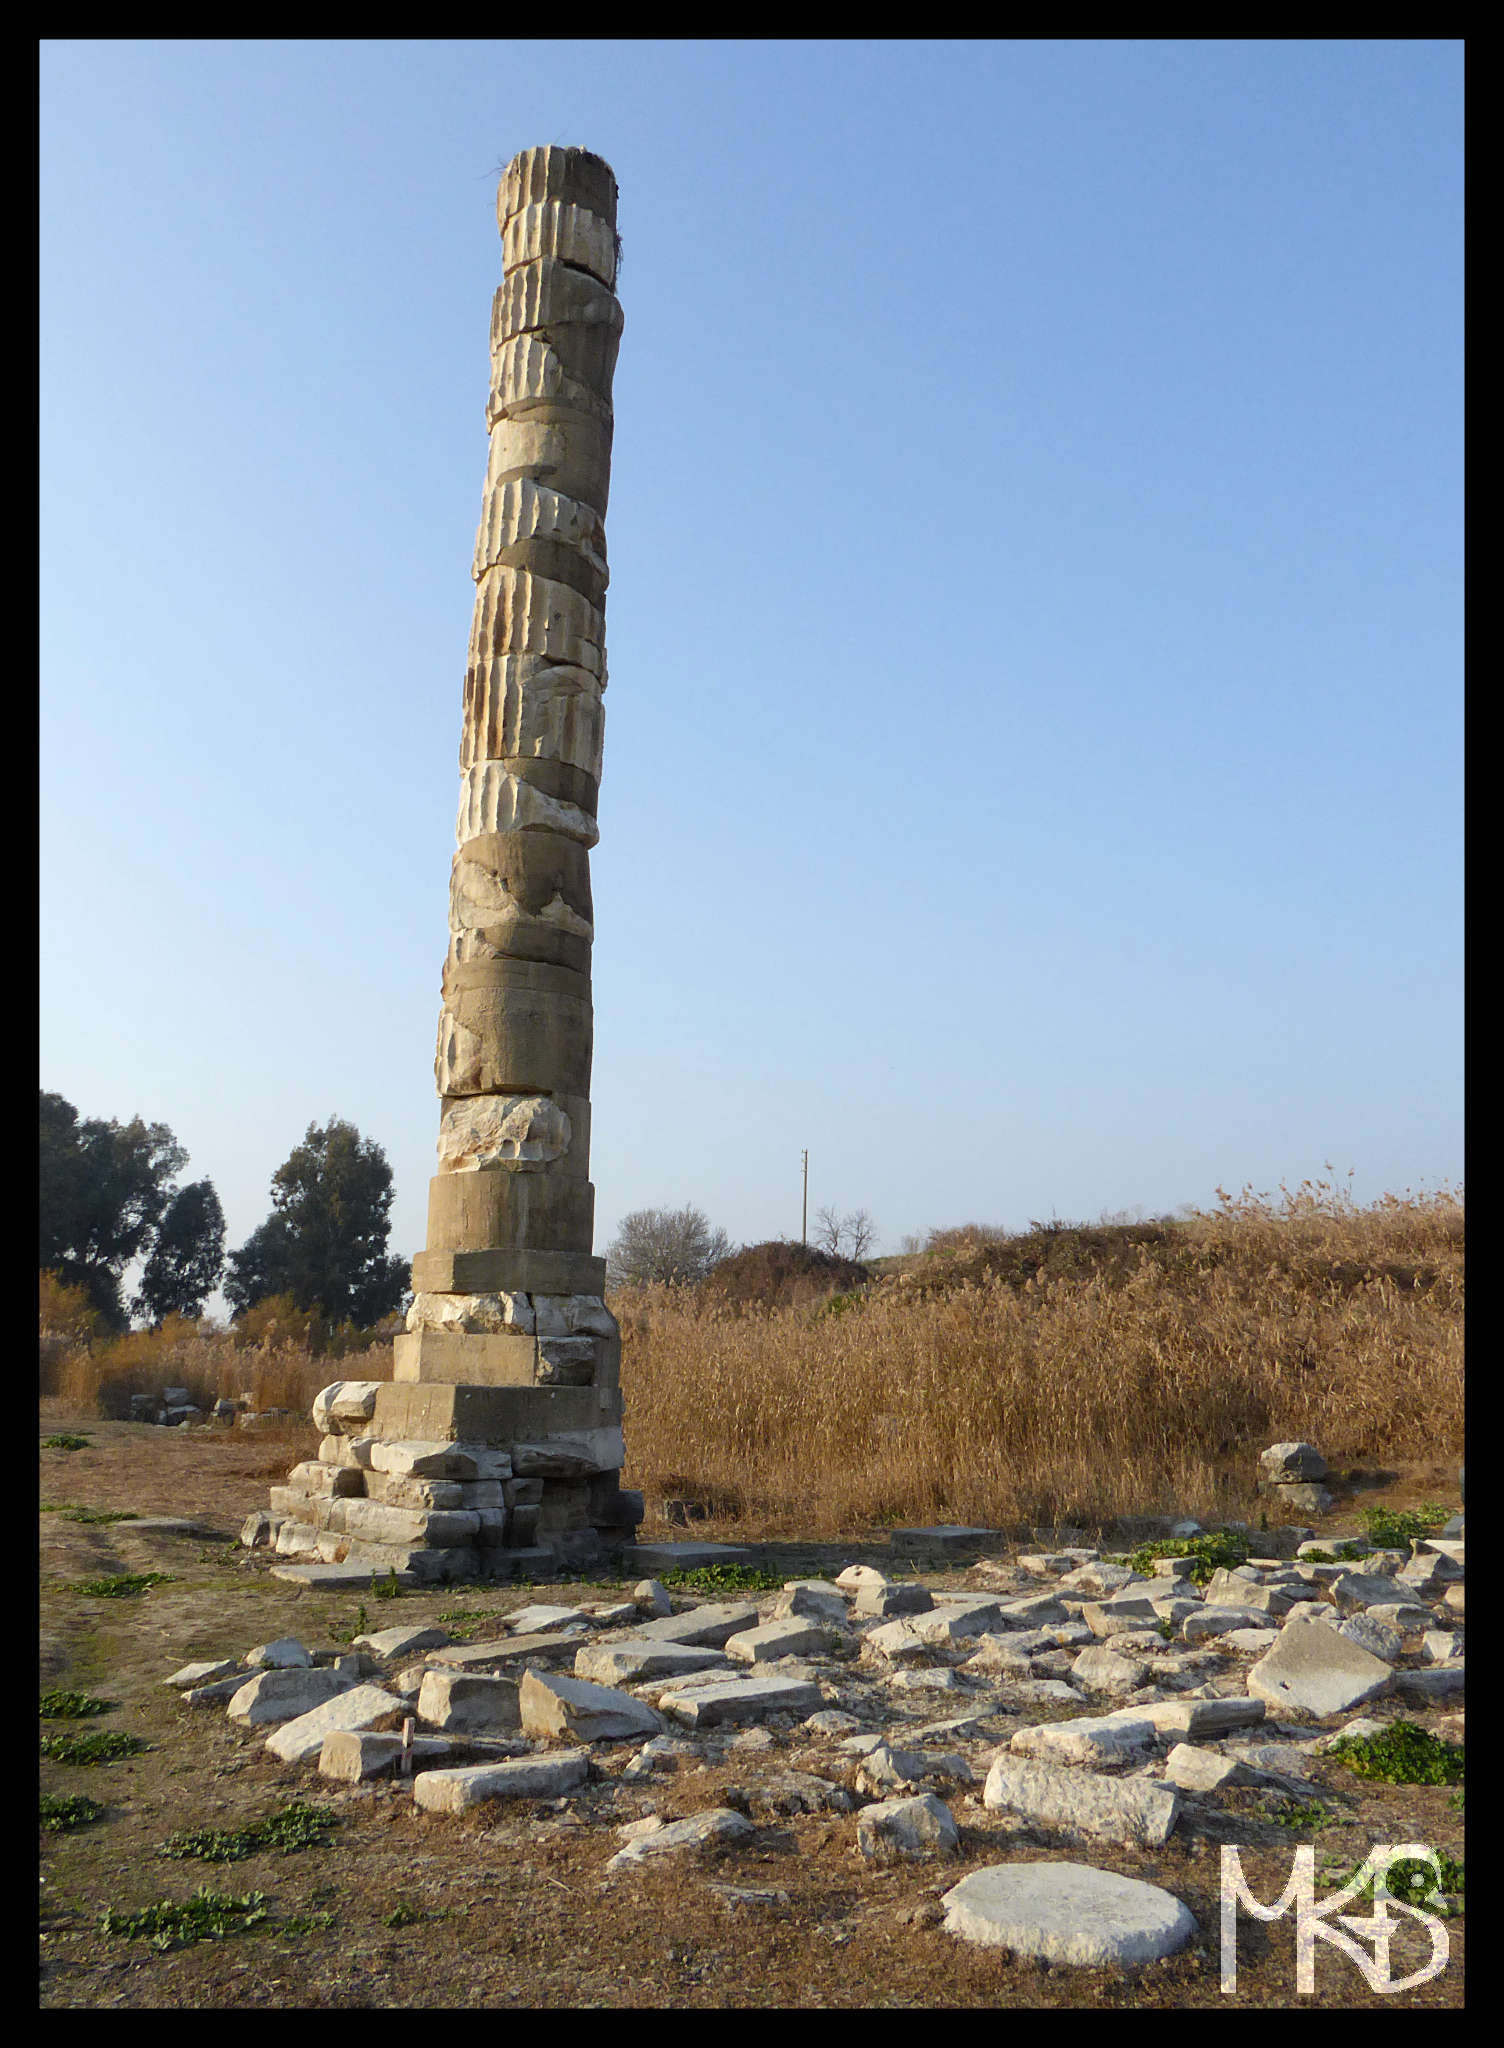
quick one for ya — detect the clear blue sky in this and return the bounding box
[40,39,1463,1295]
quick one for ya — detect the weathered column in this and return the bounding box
[381,145,636,1565]
[257,148,639,1582]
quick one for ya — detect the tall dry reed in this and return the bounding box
[613,1181,1463,1539]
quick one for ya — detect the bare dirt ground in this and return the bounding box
[38,1416,1464,2009]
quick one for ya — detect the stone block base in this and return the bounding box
[258,1379,641,1575]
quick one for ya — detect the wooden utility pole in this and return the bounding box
[801,1149,808,1246]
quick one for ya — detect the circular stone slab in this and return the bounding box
[942,1862,1197,1967]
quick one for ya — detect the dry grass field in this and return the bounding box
[614,1181,1464,1540]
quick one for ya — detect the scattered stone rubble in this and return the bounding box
[187,1504,1463,1969]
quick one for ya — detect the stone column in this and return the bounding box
[384,145,636,1564]
[257,149,639,1582]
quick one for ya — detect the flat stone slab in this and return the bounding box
[108,1516,211,1536]
[628,1604,762,1649]
[350,1625,453,1660]
[658,1675,824,1729]
[504,1604,595,1634]
[164,1659,241,1689]
[429,1632,587,1667]
[1010,1713,1157,1768]
[270,1562,420,1590]
[889,1526,997,1549]
[1247,1621,1394,1718]
[265,1683,405,1764]
[1141,1697,1266,1738]
[228,1667,358,1727]
[574,1639,729,1686]
[726,1620,832,1663]
[604,1807,754,1871]
[944,1862,1198,1966]
[983,1756,1181,1848]
[617,1543,753,1570]
[412,1748,590,1814]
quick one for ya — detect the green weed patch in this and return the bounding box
[1327,1719,1463,1786]
[159,1802,339,1864]
[100,1887,270,1950]
[41,1434,91,1451]
[40,1688,118,1719]
[1126,1528,1252,1585]
[660,1562,785,1594]
[72,1571,175,1598]
[39,1792,106,1831]
[1356,1502,1452,1549]
[41,1730,148,1765]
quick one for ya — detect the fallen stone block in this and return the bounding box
[351,1625,453,1661]
[993,1594,1071,1626]
[726,1620,833,1664]
[1057,1563,1142,1597]
[773,1582,849,1626]
[852,1582,934,1620]
[858,1792,958,1861]
[862,1620,929,1663]
[834,1564,891,1592]
[984,1755,1180,1847]
[604,1806,753,1871]
[413,1749,590,1814]
[908,1599,1009,1645]
[519,1667,662,1743]
[1182,1606,1275,1645]
[1141,1697,1266,1738]
[856,1745,972,1795]
[1009,1713,1157,1767]
[164,1659,241,1689]
[573,1638,729,1686]
[317,1729,454,1781]
[1391,1664,1465,1704]
[228,1668,358,1727]
[265,1684,405,1764]
[417,1669,521,1733]
[246,1638,314,1670]
[1336,1615,1404,1663]
[628,1603,761,1649]
[889,1525,996,1553]
[429,1632,586,1668]
[746,1771,854,1817]
[617,1542,752,1571]
[183,1674,253,1707]
[311,1381,384,1434]
[1071,1646,1151,1696]
[1165,1742,1256,1792]
[1246,1621,1394,1718]
[884,1667,963,1694]
[1327,1572,1406,1614]
[658,1674,823,1729]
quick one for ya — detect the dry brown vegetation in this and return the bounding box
[612,1180,1464,1539]
[38,1276,393,1424]
[40,1178,1463,1545]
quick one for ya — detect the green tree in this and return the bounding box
[133,1180,227,1323]
[224,1118,410,1326]
[39,1092,190,1327]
